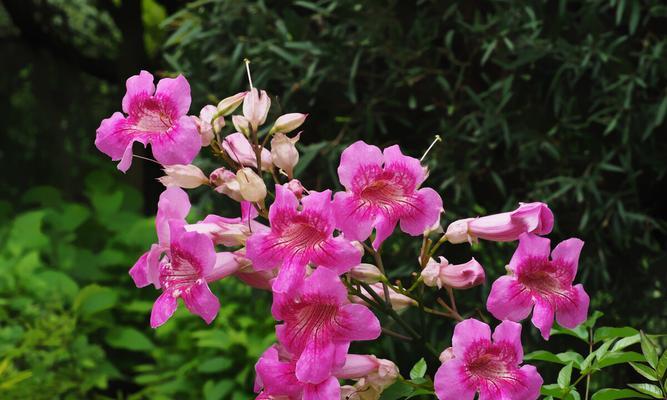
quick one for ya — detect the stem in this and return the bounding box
[428,234,448,257]
[382,327,412,341]
[365,242,393,311]
[436,297,463,321]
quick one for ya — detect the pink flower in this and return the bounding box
[243,88,271,131]
[95,71,200,172]
[333,141,443,249]
[434,319,543,400]
[445,202,553,244]
[421,257,485,290]
[150,225,232,328]
[222,132,272,170]
[246,184,361,292]
[486,233,589,340]
[272,267,381,384]
[129,187,191,288]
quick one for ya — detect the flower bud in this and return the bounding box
[421,256,485,289]
[348,263,383,283]
[270,132,300,178]
[158,164,208,189]
[285,179,305,198]
[198,104,225,145]
[445,202,554,244]
[223,132,272,171]
[217,91,247,116]
[242,88,271,131]
[232,115,251,136]
[236,167,267,203]
[351,283,416,310]
[439,347,455,364]
[336,354,381,379]
[270,113,308,134]
[209,167,243,201]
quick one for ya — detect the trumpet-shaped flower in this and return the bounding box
[150,225,230,328]
[487,233,589,340]
[246,185,361,292]
[421,257,485,290]
[158,164,209,189]
[434,319,543,400]
[130,187,191,288]
[95,70,200,172]
[272,267,381,384]
[333,141,443,249]
[445,202,553,244]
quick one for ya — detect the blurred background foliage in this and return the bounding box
[0,0,666,398]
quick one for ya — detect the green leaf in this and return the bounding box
[595,327,639,343]
[74,285,118,317]
[591,388,652,400]
[656,350,667,379]
[524,350,584,369]
[105,327,155,352]
[203,379,234,400]
[627,384,663,399]
[409,358,427,380]
[197,357,233,373]
[380,381,414,400]
[558,362,573,387]
[551,324,589,342]
[640,331,659,368]
[612,334,641,352]
[629,362,658,381]
[597,351,646,368]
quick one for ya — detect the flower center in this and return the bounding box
[359,178,407,207]
[285,301,339,349]
[159,248,201,292]
[516,258,566,297]
[132,96,175,133]
[280,218,328,252]
[467,352,510,380]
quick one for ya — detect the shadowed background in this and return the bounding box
[0,1,665,398]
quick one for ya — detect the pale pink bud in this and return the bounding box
[445,202,554,244]
[348,263,383,283]
[209,167,243,201]
[236,167,267,202]
[336,354,381,379]
[439,347,455,364]
[372,358,400,388]
[421,256,485,289]
[198,105,225,146]
[270,132,300,178]
[222,132,272,171]
[242,88,271,130]
[285,179,305,198]
[270,113,308,134]
[158,164,208,189]
[352,283,416,310]
[232,115,251,136]
[217,91,247,116]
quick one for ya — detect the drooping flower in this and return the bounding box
[243,88,271,131]
[444,202,553,244]
[486,233,589,340]
[333,141,443,249]
[421,257,485,290]
[150,225,232,328]
[129,187,191,288]
[95,70,200,172]
[158,164,209,189]
[222,132,272,170]
[271,132,300,178]
[246,184,361,292]
[272,267,381,384]
[434,319,543,400]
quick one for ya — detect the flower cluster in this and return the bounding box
[96,70,590,399]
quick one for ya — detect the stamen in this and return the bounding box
[244,58,254,91]
[133,154,161,164]
[419,134,442,162]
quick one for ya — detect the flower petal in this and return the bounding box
[150,115,201,166]
[531,299,556,340]
[399,187,443,236]
[332,191,375,242]
[509,233,551,272]
[434,359,477,400]
[150,291,178,328]
[512,365,543,400]
[312,236,362,274]
[271,261,305,294]
[155,74,191,116]
[181,281,220,324]
[122,70,155,114]
[550,238,584,283]
[486,276,534,321]
[245,231,283,271]
[555,284,589,329]
[372,214,398,250]
[451,318,492,359]
[156,186,191,245]
[268,184,299,227]
[337,141,384,190]
[303,377,340,400]
[382,145,426,189]
[129,244,162,288]
[95,112,131,161]
[335,304,381,342]
[491,320,524,365]
[299,267,348,305]
[295,337,336,384]
[172,230,217,275]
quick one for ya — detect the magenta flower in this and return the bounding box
[150,225,229,328]
[95,70,200,172]
[130,187,191,288]
[486,233,589,339]
[434,319,543,400]
[245,184,361,292]
[333,141,443,249]
[445,202,553,244]
[272,267,381,384]
[421,257,485,290]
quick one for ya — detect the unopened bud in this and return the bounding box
[232,115,251,136]
[421,256,485,290]
[222,132,272,170]
[348,263,383,283]
[285,179,305,199]
[243,88,271,131]
[444,218,474,244]
[270,113,308,134]
[158,164,208,189]
[209,167,242,201]
[217,91,247,116]
[236,167,267,203]
[270,132,300,179]
[439,347,455,364]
